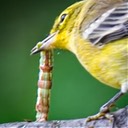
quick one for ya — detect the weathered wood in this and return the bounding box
[0,107,128,128]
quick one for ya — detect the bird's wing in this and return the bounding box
[82,2,128,46]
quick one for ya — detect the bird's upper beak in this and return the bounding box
[31,31,58,55]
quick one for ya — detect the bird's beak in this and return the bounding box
[31,32,58,55]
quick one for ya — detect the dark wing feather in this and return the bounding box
[83,2,128,46]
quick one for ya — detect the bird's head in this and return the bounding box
[31,1,84,55]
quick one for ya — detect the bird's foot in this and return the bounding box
[86,112,114,122]
[86,103,115,122]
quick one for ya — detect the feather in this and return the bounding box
[83,2,128,46]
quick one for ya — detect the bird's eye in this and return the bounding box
[60,14,67,23]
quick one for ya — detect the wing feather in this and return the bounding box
[82,2,128,46]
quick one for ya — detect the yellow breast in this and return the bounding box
[70,37,128,89]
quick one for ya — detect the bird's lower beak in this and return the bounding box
[31,32,58,55]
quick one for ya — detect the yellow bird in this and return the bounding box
[31,0,128,120]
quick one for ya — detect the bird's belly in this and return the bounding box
[75,38,128,89]
[88,54,128,89]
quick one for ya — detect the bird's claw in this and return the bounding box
[86,103,115,122]
[86,112,105,122]
[86,112,114,123]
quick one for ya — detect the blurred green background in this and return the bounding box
[0,0,127,123]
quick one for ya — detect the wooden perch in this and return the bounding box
[0,106,128,128]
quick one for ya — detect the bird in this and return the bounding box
[31,0,128,121]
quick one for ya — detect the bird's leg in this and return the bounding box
[86,91,124,122]
[86,81,128,122]
[100,91,124,113]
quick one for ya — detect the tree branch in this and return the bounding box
[0,107,128,128]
